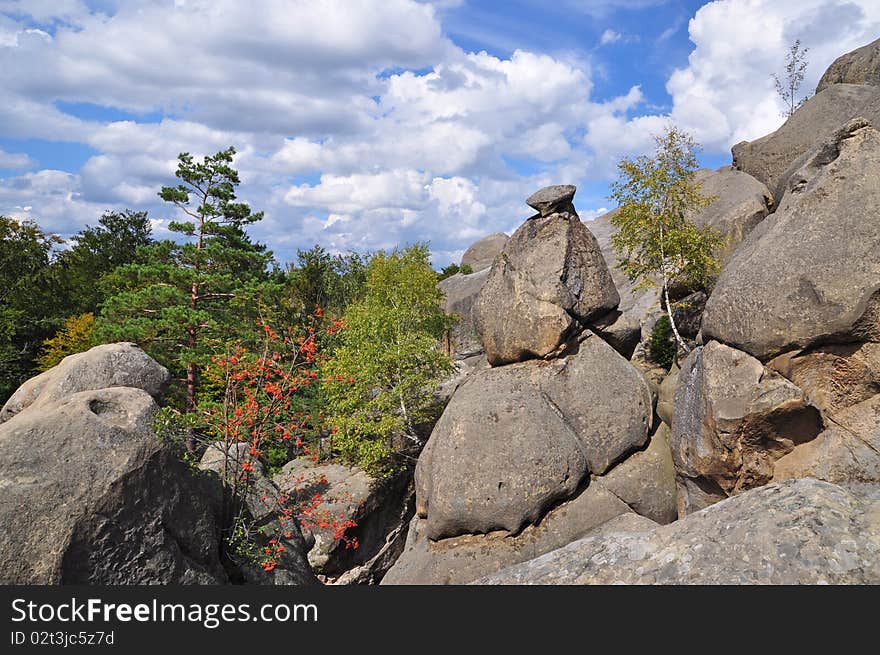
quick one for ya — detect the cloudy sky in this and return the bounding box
[1,0,878,266]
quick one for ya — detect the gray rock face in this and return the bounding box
[656,363,679,427]
[731,84,880,203]
[0,342,170,423]
[460,233,509,272]
[767,342,880,414]
[382,481,635,585]
[417,332,652,540]
[439,268,489,359]
[774,393,880,487]
[0,385,226,584]
[816,37,880,93]
[473,206,619,366]
[671,342,823,515]
[478,479,880,584]
[526,184,576,216]
[690,167,773,263]
[703,119,880,361]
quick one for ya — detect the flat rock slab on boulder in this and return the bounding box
[703,119,880,361]
[460,233,508,272]
[478,479,880,584]
[690,167,772,263]
[0,386,227,584]
[439,268,489,359]
[0,342,170,423]
[526,184,577,216]
[416,332,652,540]
[731,83,880,203]
[382,481,636,585]
[473,196,619,366]
[816,36,880,93]
[671,341,822,516]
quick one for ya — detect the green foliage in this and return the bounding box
[648,315,676,370]
[437,262,474,281]
[36,312,95,371]
[282,245,370,325]
[96,147,273,413]
[0,216,63,400]
[773,39,810,118]
[322,244,455,476]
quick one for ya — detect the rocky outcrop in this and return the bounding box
[690,167,773,263]
[703,119,880,361]
[0,344,225,584]
[273,458,412,582]
[816,37,880,93]
[460,233,508,272]
[417,331,652,540]
[731,84,880,203]
[671,342,823,515]
[478,479,880,584]
[439,268,489,359]
[473,186,619,366]
[0,342,170,423]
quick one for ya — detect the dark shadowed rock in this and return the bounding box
[0,386,227,584]
[460,233,509,272]
[417,332,652,540]
[526,184,576,217]
[774,393,880,487]
[0,342,170,423]
[671,341,823,516]
[690,167,773,263]
[439,268,489,359]
[816,37,880,93]
[477,480,880,584]
[704,119,880,361]
[473,207,619,366]
[731,84,880,203]
[382,482,634,585]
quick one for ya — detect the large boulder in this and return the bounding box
[774,393,880,487]
[460,233,509,272]
[816,37,880,93]
[731,84,880,203]
[417,332,652,540]
[478,479,880,584]
[0,385,227,584]
[703,119,880,361]
[439,268,489,359]
[671,341,823,515]
[0,342,170,423]
[382,481,636,585]
[690,167,773,263]
[473,187,619,366]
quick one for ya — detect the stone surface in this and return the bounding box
[690,167,773,263]
[0,342,170,423]
[382,481,633,585]
[816,37,880,93]
[703,119,880,361]
[0,386,227,584]
[434,354,490,405]
[478,479,880,584]
[671,341,823,515]
[460,233,509,272]
[473,208,619,366]
[417,332,652,540]
[600,423,678,525]
[774,393,880,486]
[526,184,576,217]
[589,309,641,359]
[767,342,880,414]
[656,363,679,427]
[439,268,489,359]
[731,84,880,202]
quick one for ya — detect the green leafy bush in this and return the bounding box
[649,315,676,370]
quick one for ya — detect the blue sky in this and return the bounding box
[0,0,878,266]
